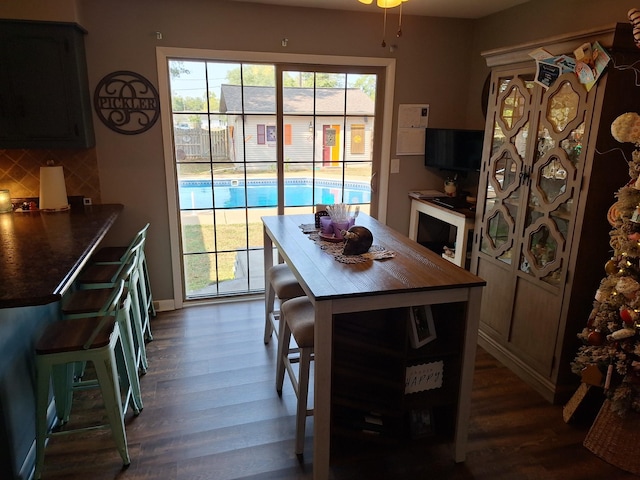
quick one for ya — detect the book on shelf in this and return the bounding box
[408,189,445,200]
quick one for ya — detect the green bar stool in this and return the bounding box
[276,296,315,456]
[91,223,155,319]
[59,265,145,427]
[35,280,138,479]
[77,236,151,372]
[264,263,305,345]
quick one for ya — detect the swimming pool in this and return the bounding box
[179,178,371,209]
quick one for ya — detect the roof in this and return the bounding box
[219,84,374,115]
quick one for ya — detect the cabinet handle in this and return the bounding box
[519,165,532,185]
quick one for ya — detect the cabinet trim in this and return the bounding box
[482,24,616,67]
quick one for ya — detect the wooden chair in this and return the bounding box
[276,296,315,455]
[35,280,139,479]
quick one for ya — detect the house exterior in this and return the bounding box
[174,85,376,167]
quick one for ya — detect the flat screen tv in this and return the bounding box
[424,128,484,172]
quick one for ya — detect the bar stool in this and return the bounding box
[91,223,155,319]
[276,296,315,456]
[62,260,147,382]
[264,263,305,344]
[77,236,151,371]
[35,280,137,479]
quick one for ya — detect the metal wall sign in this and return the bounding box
[94,71,160,135]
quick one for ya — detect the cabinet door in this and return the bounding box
[474,67,536,340]
[518,73,592,288]
[0,22,94,148]
[506,74,595,375]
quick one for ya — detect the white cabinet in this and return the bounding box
[409,198,474,269]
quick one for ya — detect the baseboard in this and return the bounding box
[478,331,558,404]
[154,299,176,312]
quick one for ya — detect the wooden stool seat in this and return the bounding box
[36,316,116,355]
[276,296,314,456]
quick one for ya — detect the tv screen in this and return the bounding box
[424,128,484,172]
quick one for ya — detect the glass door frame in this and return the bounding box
[156,47,396,308]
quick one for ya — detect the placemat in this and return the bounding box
[299,224,395,264]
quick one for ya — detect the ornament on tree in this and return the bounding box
[630,8,640,48]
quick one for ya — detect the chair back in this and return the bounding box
[114,223,150,263]
[83,279,125,349]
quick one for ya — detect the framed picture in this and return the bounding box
[409,408,435,438]
[409,305,436,348]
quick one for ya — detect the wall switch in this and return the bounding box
[390,158,400,174]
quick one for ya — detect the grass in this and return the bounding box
[183,221,263,292]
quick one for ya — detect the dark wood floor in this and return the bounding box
[39,299,635,479]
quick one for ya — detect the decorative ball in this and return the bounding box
[342,226,374,256]
[588,330,604,346]
[605,258,619,275]
[620,307,637,325]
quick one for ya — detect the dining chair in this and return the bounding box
[34,280,138,479]
[276,296,315,456]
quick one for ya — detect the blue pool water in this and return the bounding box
[179,178,371,209]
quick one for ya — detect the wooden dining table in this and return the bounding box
[262,212,485,479]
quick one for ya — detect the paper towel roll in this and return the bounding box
[0,189,11,213]
[39,166,70,211]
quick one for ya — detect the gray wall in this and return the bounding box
[0,0,636,306]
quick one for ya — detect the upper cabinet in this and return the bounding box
[0,20,95,149]
[471,23,640,403]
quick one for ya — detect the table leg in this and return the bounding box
[313,299,333,480]
[453,286,482,462]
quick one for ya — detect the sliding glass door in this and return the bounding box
[166,57,383,301]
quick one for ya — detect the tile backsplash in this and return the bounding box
[0,148,101,203]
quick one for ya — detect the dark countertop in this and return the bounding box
[0,204,123,308]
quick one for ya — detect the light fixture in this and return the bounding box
[358,0,408,47]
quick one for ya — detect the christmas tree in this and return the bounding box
[572,111,640,416]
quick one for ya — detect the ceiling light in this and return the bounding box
[359,0,408,47]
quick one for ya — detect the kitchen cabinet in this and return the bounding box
[0,19,95,149]
[471,23,640,403]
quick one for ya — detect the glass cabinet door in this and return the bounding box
[519,74,589,287]
[479,73,536,265]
